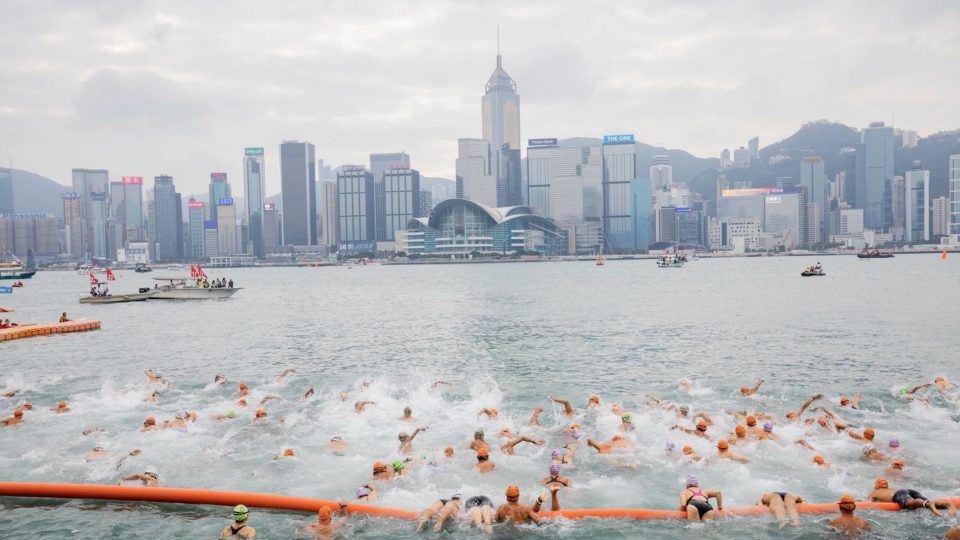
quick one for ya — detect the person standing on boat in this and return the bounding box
[228,279,234,288]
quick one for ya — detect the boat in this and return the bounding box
[164,264,186,272]
[0,254,37,281]
[857,247,894,259]
[150,276,241,300]
[134,263,152,273]
[801,264,826,276]
[80,291,157,304]
[77,264,107,275]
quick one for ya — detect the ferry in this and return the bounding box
[0,254,37,281]
[857,247,894,259]
[150,276,241,300]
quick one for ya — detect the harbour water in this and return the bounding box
[1,255,959,538]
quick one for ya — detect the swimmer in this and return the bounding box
[680,475,722,521]
[354,400,375,413]
[433,494,463,532]
[715,439,751,463]
[328,436,348,453]
[861,445,889,462]
[118,467,160,487]
[82,427,104,436]
[814,406,850,431]
[113,449,141,471]
[848,426,875,442]
[258,395,281,406]
[840,392,863,409]
[140,416,159,432]
[1,389,19,398]
[610,403,627,416]
[587,435,631,454]
[587,395,601,409]
[728,424,750,444]
[391,459,410,477]
[758,421,778,441]
[253,409,268,422]
[500,436,545,455]
[548,396,576,418]
[682,445,704,462]
[552,444,579,465]
[540,464,571,508]
[273,448,295,460]
[211,410,238,421]
[464,495,495,534]
[416,495,459,533]
[469,429,491,452]
[430,379,452,390]
[908,376,956,396]
[21,402,33,411]
[219,504,256,539]
[620,412,635,432]
[238,383,249,397]
[868,478,956,517]
[356,484,379,501]
[399,406,415,422]
[757,492,805,528]
[887,459,906,475]
[398,427,427,454]
[828,495,871,535]
[51,401,70,413]
[276,368,296,381]
[495,485,541,525]
[888,438,901,451]
[477,408,498,419]
[164,410,198,430]
[214,374,226,385]
[784,393,823,422]
[671,419,712,440]
[562,423,583,444]
[146,390,161,403]
[302,503,348,539]
[527,406,544,426]
[474,447,495,472]
[497,426,518,439]
[237,399,248,408]
[740,378,764,397]
[1,408,24,426]
[371,461,392,481]
[302,387,315,399]
[812,454,830,467]
[144,369,168,386]
[86,445,107,461]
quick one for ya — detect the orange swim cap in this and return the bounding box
[874,478,888,489]
[317,505,332,522]
[283,448,294,457]
[489,408,497,415]
[746,416,757,426]
[238,399,247,406]
[813,455,825,464]
[476,447,489,458]
[239,383,248,390]
[935,376,945,383]
[14,408,23,418]
[682,446,693,455]
[255,409,266,418]
[717,439,729,450]
[740,386,749,394]
[735,425,746,437]
[612,435,623,441]
[696,420,707,431]
[444,447,455,455]
[840,397,849,405]
[58,401,66,408]
[373,461,386,472]
[892,459,904,469]
[589,395,600,403]
[144,416,156,425]
[863,428,875,440]
[505,485,520,500]
[839,494,856,510]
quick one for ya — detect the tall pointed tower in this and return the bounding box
[481,38,521,206]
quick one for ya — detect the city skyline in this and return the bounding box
[2,2,959,195]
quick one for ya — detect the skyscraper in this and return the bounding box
[383,167,421,242]
[321,182,337,247]
[526,140,601,224]
[748,137,760,159]
[262,203,279,252]
[369,152,410,241]
[280,141,317,246]
[857,121,895,230]
[650,155,672,191]
[0,168,12,214]
[243,148,266,258]
[187,199,205,260]
[481,49,520,207]
[108,180,125,256]
[71,168,109,259]
[800,157,826,245]
[216,200,238,255]
[336,167,375,243]
[891,176,906,234]
[904,161,930,242]
[208,173,231,222]
[61,192,82,256]
[456,138,497,207]
[121,177,144,241]
[839,148,856,205]
[951,155,960,236]
[151,175,180,262]
[602,134,644,251]
[932,196,950,237]
[733,147,751,168]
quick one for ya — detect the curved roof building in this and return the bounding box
[396,199,563,256]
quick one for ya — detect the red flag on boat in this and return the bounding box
[197,265,207,279]
[105,268,116,281]
[190,265,198,278]
[89,272,98,284]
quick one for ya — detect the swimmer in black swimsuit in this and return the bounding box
[219,504,256,538]
[869,478,957,517]
[465,495,494,534]
[757,492,805,528]
[679,475,722,521]
[416,495,460,533]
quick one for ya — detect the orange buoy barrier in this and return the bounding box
[1,482,958,522]
[0,320,101,343]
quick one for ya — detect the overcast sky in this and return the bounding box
[2,0,959,195]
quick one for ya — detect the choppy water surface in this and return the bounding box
[1,256,959,539]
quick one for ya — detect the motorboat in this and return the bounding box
[656,254,687,268]
[801,265,826,276]
[857,247,894,259]
[77,264,107,275]
[134,263,152,273]
[0,254,36,281]
[80,289,157,304]
[150,276,241,299]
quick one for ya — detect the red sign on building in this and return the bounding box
[121,176,143,185]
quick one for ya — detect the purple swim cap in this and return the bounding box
[551,449,561,459]
[763,421,774,432]
[686,475,698,487]
[356,486,370,498]
[889,438,900,448]
[549,464,560,475]
[666,442,676,451]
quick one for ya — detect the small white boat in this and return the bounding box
[80,291,157,304]
[656,254,686,268]
[150,276,241,299]
[77,264,107,275]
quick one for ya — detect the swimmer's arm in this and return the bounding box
[302,387,314,399]
[907,383,931,395]
[408,427,427,442]
[850,392,862,409]
[494,505,508,522]
[679,492,687,512]
[708,491,723,510]
[670,425,696,435]
[528,508,541,524]
[431,380,452,389]
[693,412,713,424]
[549,397,575,416]
[118,474,145,484]
[797,393,823,416]
[749,379,764,395]
[794,438,817,451]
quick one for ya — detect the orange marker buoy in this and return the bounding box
[941,250,948,260]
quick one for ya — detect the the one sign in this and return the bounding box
[603,134,635,145]
[528,138,558,147]
[188,201,204,209]
[245,147,264,157]
[217,198,234,206]
[210,172,227,180]
[60,192,81,199]
[0,287,12,294]
[121,176,143,185]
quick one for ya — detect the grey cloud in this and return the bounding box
[73,68,210,129]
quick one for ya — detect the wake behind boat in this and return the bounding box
[151,276,241,299]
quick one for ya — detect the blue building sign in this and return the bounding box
[204,220,218,230]
[603,134,635,145]
[675,207,693,213]
[0,287,13,294]
[217,198,234,206]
